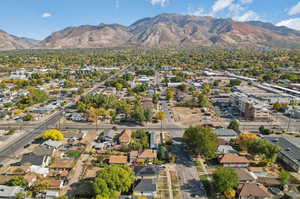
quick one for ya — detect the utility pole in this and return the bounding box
[287,98,294,132]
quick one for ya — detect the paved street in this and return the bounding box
[0,111,63,163]
[172,135,207,199]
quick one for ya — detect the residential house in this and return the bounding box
[20,153,50,168]
[215,128,238,141]
[50,159,76,172]
[217,145,238,154]
[101,129,118,142]
[46,180,64,190]
[264,136,300,172]
[134,166,160,179]
[235,168,257,183]
[33,145,56,156]
[118,130,132,145]
[219,154,250,168]
[133,179,157,198]
[238,183,271,199]
[64,131,86,141]
[0,185,24,199]
[42,140,63,149]
[30,165,49,177]
[138,150,157,162]
[109,155,128,165]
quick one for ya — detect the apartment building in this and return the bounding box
[231,92,270,121]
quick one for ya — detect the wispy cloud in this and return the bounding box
[212,0,234,14]
[42,12,52,18]
[149,0,168,6]
[277,18,300,30]
[288,1,300,16]
[187,6,209,17]
[234,10,260,21]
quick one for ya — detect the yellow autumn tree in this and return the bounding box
[224,188,236,199]
[41,129,64,141]
[238,132,258,151]
[157,112,167,134]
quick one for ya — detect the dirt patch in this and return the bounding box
[173,107,222,126]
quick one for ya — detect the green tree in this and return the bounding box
[229,79,242,87]
[7,176,28,188]
[152,93,159,104]
[131,104,145,124]
[144,108,153,122]
[279,170,290,186]
[197,94,211,108]
[166,89,175,101]
[115,83,123,91]
[248,139,281,163]
[202,83,212,95]
[228,120,240,132]
[93,165,135,199]
[15,192,25,199]
[183,126,218,159]
[212,167,239,193]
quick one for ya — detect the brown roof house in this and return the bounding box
[50,159,76,172]
[118,130,132,145]
[238,183,272,199]
[219,154,250,168]
[46,179,64,190]
[109,155,128,165]
[235,168,257,183]
[138,150,157,162]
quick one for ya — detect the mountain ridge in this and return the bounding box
[2,13,300,50]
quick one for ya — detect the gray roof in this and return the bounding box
[42,140,63,148]
[102,129,117,139]
[33,146,55,156]
[217,145,238,154]
[133,179,156,193]
[21,153,48,166]
[264,136,300,166]
[0,185,24,198]
[134,166,159,177]
[215,128,238,137]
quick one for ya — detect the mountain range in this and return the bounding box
[2,13,300,50]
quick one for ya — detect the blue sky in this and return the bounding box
[1,0,300,40]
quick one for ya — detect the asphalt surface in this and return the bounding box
[0,111,63,163]
[172,135,207,199]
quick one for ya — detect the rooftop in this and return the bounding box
[109,155,128,164]
[264,136,300,166]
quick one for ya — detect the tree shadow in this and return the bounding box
[171,141,194,168]
[181,179,207,197]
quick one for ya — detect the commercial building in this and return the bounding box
[264,136,300,172]
[231,92,270,121]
